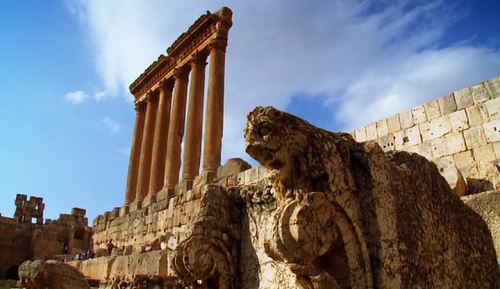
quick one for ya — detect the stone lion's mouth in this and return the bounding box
[245,142,282,169]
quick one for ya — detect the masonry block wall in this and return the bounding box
[351,75,500,172]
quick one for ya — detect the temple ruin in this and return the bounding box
[5,5,500,289]
[0,194,91,282]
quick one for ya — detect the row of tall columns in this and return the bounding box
[124,39,228,208]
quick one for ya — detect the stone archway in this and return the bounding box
[5,265,19,280]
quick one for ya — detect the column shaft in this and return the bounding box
[124,103,146,205]
[149,79,174,195]
[135,93,158,202]
[202,41,227,174]
[182,52,207,181]
[163,67,190,197]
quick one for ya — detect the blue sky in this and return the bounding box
[1,0,499,223]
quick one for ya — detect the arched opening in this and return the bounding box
[5,265,19,280]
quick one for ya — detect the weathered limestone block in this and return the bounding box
[394,126,421,150]
[483,119,500,143]
[365,122,377,140]
[423,99,441,120]
[376,118,388,137]
[462,190,500,262]
[485,97,500,120]
[445,131,467,155]
[400,108,413,129]
[412,105,427,124]
[463,125,488,149]
[386,114,401,134]
[474,144,496,163]
[454,150,475,169]
[419,115,451,141]
[242,106,500,288]
[19,259,90,289]
[472,83,491,103]
[454,87,474,109]
[375,134,394,152]
[355,127,366,142]
[433,157,468,197]
[448,109,469,131]
[467,103,489,126]
[438,93,457,115]
[487,76,500,98]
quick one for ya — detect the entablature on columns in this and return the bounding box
[129,7,232,101]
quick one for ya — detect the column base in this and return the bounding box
[157,187,176,202]
[120,205,130,216]
[178,179,193,196]
[130,199,143,212]
[142,194,157,208]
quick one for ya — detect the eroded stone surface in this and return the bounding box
[19,259,90,289]
[240,106,499,288]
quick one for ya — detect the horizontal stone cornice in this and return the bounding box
[129,7,232,100]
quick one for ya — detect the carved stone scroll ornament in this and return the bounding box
[244,106,373,288]
[173,185,243,289]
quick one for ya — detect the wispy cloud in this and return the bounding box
[98,117,121,133]
[64,90,89,104]
[68,0,500,163]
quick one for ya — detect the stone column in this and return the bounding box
[163,66,190,198]
[202,40,227,178]
[148,79,174,197]
[182,51,208,185]
[124,102,146,206]
[135,92,158,204]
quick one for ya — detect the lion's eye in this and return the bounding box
[259,127,270,137]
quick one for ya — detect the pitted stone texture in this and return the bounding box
[243,106,500,288]
[419,115,451,141]
[483,119,500,143]
[412,105,427,124]
[423,99,441,120]
[19,259,90,289]
[394,126,421,150]
[462,190,500,262]
[485,97,500,120]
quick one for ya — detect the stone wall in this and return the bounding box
[351,75,500,190]
[0,195,92,280]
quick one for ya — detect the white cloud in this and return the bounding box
[64,90,89,104]
[98,117,121,133]
[68,0,500,164]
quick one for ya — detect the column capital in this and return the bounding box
[135,101,146,113]
[159,78,175,92]
[190,50,208,68]
[174,66,190,82]
[208,39,227,53]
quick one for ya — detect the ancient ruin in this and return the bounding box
[5,5,500,288]
[0,194,92,283]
